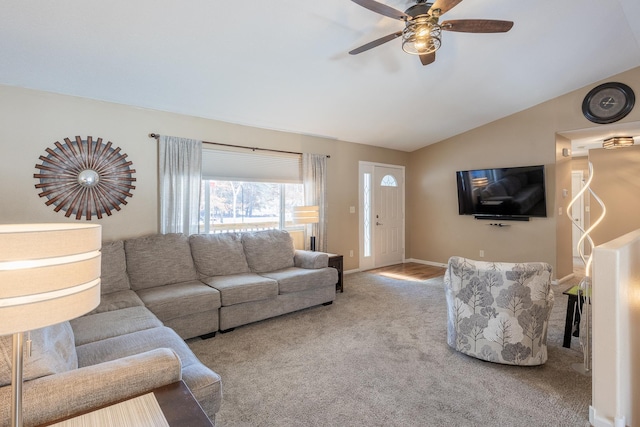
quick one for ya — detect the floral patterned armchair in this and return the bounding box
[444,257,554,366]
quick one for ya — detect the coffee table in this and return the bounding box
[39,381,213,426]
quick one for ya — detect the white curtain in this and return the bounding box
[302,153,328,252]
[159,135,202,235]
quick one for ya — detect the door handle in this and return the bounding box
[376,222,383,226]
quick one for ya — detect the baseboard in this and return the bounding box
[589,405,618,427]
[345,259,446,275]
[554,272,575,285]
[404,258,447,268]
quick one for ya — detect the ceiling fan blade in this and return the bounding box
[430,0,463,15]
[420,52,436,66]
[441,19,514,33]
[351,0,410,21]
[349,31,403,55]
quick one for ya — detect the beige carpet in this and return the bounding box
[188,272,591,427]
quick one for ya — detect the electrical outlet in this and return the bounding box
[349,206,356,214]
[479,250,485,258]
[349,250,354,257]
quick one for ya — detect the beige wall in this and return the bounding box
[555,134,574,278]
[572,156,590,174]
[2,67,640,276]
[0,85,408,271]
[589,145,640,246]
[406,66,640,279]
[405,111,558,270]
[570,156,592,256]
[569,148,640,266]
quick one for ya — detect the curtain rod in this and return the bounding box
[148,133,329,158]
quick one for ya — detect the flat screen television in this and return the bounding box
[456,165,547,220]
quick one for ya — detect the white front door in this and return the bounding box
[373,165,404,267]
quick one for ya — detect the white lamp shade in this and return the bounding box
[293,206,319,224]
[0,223,102,335]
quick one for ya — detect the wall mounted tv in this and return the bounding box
[456,165,547,221]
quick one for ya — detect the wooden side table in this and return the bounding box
[326,253,344,293]
[39,381,213,427]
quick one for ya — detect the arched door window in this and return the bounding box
[381,174,398,187]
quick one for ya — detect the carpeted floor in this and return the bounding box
[188,272,592,427]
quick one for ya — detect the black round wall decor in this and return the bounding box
[582,82,635,124]
[34,136,136,220]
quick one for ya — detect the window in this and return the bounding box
[200,180,303,233]
[363,172,371,257]
[199,148,303,234]
[381,174,398,187]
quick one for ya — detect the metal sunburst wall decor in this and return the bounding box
[34,136,136,220]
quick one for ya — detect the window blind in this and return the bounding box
[201,148,302,183]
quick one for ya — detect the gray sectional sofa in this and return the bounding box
[0,229,337,427]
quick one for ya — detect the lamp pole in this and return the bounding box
[11,332,24,427]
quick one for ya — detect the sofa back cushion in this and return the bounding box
[241,229,295,273]
[125,233,197,290]
[0,322,78,386]
[100,240,131,294]
[189,233,250,277]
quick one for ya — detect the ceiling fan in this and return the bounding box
[349,0,513,66]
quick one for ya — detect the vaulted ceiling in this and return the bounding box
[1,0,639,152]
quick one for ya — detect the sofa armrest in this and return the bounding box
[0,348,182,427]
[294,250,329,269]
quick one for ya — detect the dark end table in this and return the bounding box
[562,285,590,348]
[326,253,344,293]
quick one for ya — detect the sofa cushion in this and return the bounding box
[77,326,201,369]
[294,250,329,269]
[189,233,250,277]
[202,273,278,306]
[88,289,144,315]
[75,326,223,415]
[70,306,163,346]
[261,267,338,294]
[241,229,295,273]
[136,280,221,322]
[100,240,130,294]
[0,322,77,387]
[125,233,198,290]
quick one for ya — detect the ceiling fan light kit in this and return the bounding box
[349,0,513,66]
[402,14,442,55]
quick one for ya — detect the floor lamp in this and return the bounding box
[567,162,606,374]
[293,206,319,251]
[0,223,102,427]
